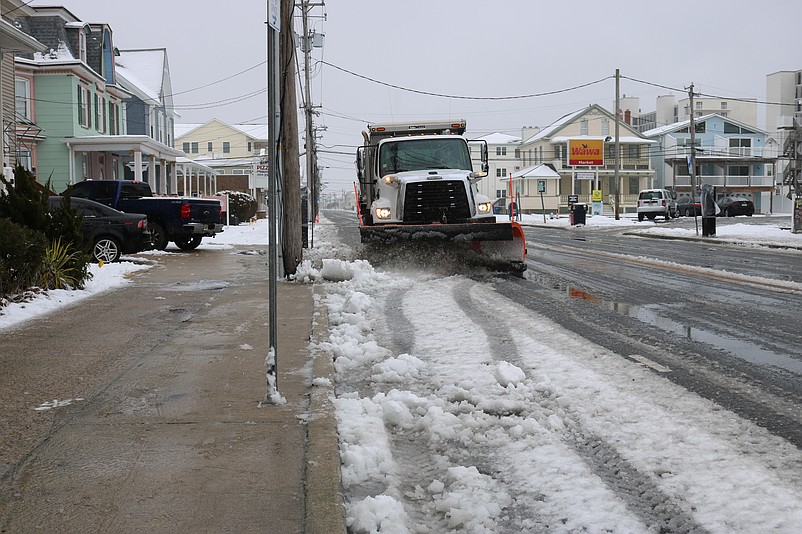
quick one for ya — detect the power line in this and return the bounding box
[320,60,614,101]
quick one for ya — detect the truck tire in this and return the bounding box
[149,222,169,250]
[174,236,203,250]
[92,236,121,263]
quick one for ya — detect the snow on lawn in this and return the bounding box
[308,213,802,533]
[0,221,272,331]
[509,211,802,249]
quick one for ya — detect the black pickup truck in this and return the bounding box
[66,180,224,250]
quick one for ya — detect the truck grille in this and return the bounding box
[403,180,471,224]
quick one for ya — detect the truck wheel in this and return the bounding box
[174,236,203,250]
[92,236,121,263]
[149,222,169,250]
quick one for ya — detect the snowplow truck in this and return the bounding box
[355,119,526,273]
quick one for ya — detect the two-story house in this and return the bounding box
[12,6,184,194]
[644,114,778,213]
[1,0,46,174]
[175,119,268,203]
[470,132,520,206]
[114,47,215,195]
[517,104,655,214]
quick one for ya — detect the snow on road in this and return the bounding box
[305,214,802,534]
[4,214,802,532]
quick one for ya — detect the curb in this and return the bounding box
[305,284,347,534]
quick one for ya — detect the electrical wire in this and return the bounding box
[320,60,614,101]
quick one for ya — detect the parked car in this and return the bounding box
[676,195,701,217]
[65,180,223,250]
[717,196,754,217]
[48,196,152,263]
[637,189,677,221]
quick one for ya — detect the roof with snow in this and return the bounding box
[509,163,561,180]
[476,132,521,144]
[642,113,767,138]
[175,121,268,140]
[115,49,166,102]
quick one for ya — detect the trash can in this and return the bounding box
[701,184,716,237]
[571,203,587,226]
[702,216,716,237]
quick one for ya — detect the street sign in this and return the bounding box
[576,172,596,181]
[568,194,579,204]
[268,0,281,31]
[537,179,546,193]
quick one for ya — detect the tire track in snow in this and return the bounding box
[453,279,707,534]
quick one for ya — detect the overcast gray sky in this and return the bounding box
[38,1,801,193]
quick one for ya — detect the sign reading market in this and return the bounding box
[568,139,604,166]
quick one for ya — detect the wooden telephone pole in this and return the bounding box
[279,0,302,275]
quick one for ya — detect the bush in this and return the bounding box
[218,190,257,222]
[39,237,90,290]
[0,218,47,296]
[0,166,90,302]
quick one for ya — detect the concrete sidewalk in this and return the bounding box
[0,248,345,533]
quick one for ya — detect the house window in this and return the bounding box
[696,101,703,109]
[76,85,93,128]
[183,142,190,153]
[191,142,199,154]
[721,101,728,110]
[496,190,507,198]
[628,145,640,159]
[94,93,101,132]
[602,119,610,136]
[248,142,252,152]
[15,77,30,119]
[97,95,106,133]
[728,165,749,176]
[108,100,119,134]
[17,149,31,170]
[208,142,213,152]
[223,142,231,154]
[580,119,588,135]
[78,30,87,63]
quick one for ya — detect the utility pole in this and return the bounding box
[280,0,302,275]
[689,83,699,236]
[300,0,324,246]
[614,68,620,220]
[792,114,802,233]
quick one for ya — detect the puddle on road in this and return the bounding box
[168,280,231,291]
[561,286,802,375]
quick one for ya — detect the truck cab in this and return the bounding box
[356,120,490,226]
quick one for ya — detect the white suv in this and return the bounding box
[637,189,677,221]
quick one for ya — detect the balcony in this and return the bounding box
[667,145,777,160]
[671,174,775,191]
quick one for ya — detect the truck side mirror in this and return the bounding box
[356,147,364,180]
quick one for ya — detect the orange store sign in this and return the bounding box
[568,139,604,166]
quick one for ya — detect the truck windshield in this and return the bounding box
[378,138,471,176]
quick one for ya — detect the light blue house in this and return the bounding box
[644,114,779,213]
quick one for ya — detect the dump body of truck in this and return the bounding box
[355,119,526,272]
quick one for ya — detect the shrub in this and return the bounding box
[0,166,48,232]
[0,167,90,302]
[39,237,90,290]
[218,190,257,222]
[0,218,47,297]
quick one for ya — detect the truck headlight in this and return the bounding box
[376,207,391,219]
[477,201,493,214]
